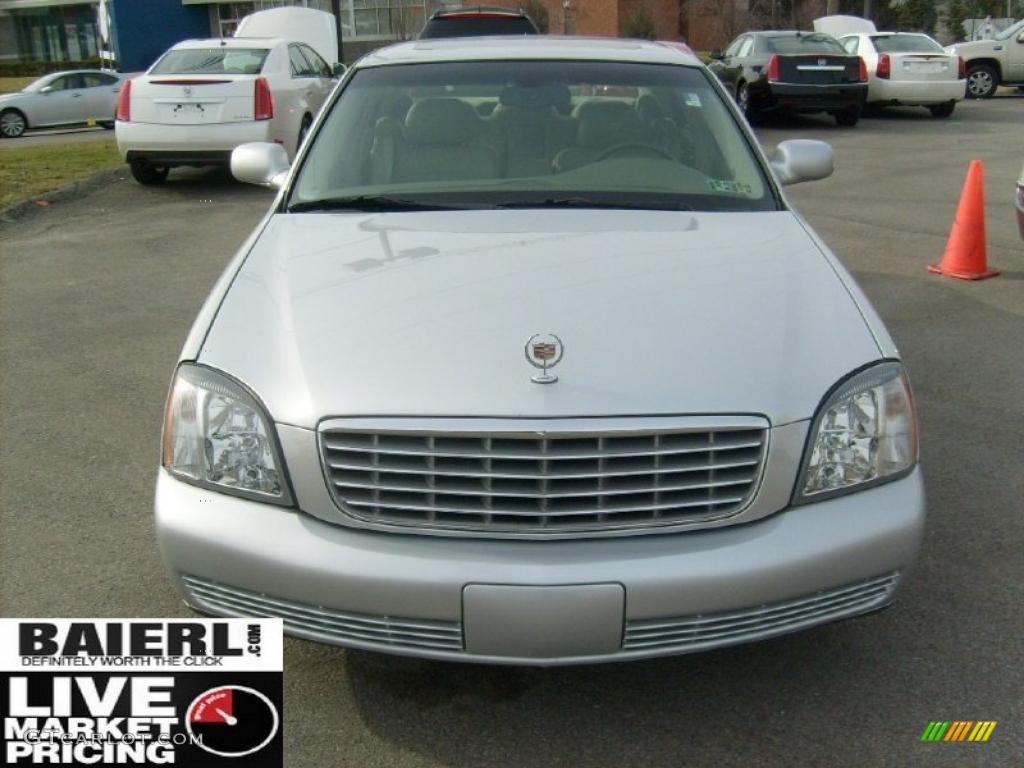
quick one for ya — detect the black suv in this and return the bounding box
[419,6,539,38]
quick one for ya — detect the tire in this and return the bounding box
[929,101,956,118]
[833,107,860,127]
[0,108,27,138]
[736,82,760,124]
[129,161,170,186]
[966,64,998,99]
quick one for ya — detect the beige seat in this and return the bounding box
[553,100,647,173]
[371,98,498,185]
[487,85,574,177]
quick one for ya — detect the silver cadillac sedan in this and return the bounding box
[156,37,924,665]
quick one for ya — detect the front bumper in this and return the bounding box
[115,119,271,165]
[757,82,867,113]
[868,78,966,105]
[155,467,925,665]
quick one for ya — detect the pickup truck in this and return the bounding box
[947,18,1024,98]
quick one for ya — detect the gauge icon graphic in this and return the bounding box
[185,685,279,759]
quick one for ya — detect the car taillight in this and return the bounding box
[958,56,966,79]
[767,55,780,83]
[858,57,868,82]
[877,53,891,79]
[254,77,273,121]
[116,79,131,122]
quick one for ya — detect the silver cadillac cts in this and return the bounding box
[156,37,925,665]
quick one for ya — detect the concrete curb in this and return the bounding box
[0,166,127,226]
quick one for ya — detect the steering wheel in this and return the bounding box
[595,143,675,162]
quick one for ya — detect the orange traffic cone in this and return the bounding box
[929,160,1000,280]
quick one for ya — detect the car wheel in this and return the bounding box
[736,83,760,123]
[129,161,170,186]
[929,101,956,118]
[833,107,860,127]
[966,64,998,99]
[297,115,312,151]
[0,109,27,138]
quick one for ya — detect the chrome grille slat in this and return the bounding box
[182,575,463,651]
[331,476,754,498]
[342,495,748,517]
[325,457,761,479]
[320,422,767,535]
[321,438,764,459]
[622,573,900,652]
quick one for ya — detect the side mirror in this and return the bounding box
[40,85,54,94]
[709,49,725,61]
[332,62,347,78]
[231,142,290,189]
[769,139,834,185]
[1017,32,1024,43]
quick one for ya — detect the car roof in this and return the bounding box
[431,5,529,17]
[44,69,120,76]
[752,30,836,38]
[172,38,283,50]
[357,37,702,68]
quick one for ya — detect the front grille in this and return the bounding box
[182,575,463,652]
[623,572,900,653]
[319,420,768,535]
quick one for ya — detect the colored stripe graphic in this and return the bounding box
[921,721,950,741]
[945,721,972,741]
[921,720,996,742]
[969,722,997,742]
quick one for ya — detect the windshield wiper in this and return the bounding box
[288,195,471,213]
[494,197,692,211]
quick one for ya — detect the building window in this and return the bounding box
[217,2,256,37]
[7,5,100,63]
[353,0,423,39]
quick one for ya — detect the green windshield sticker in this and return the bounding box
[708,179,753,195]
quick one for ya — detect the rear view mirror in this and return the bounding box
[332,62,347,78]
[769,140,834,185]
[709,49,725,61]
[231,142,290,189]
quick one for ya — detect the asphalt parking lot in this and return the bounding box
[1,96,1022,767]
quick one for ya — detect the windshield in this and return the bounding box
[420,15,536,38]
[766,34,845,54]
[994,18,1024,40]
[871,34,943,53]
[150,48,269,75]
[290,60,775,213]
[23,73,58,92]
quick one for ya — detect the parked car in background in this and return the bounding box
[946,17,1024,98]
[709,31,867,126]
[116,7,339,185]
[0,70,123,139]
[839,32,965,117]
[1016,162,1024,239]
[419,5,538,38]
[155,38,924,666]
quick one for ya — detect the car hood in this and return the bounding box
[200,210,881,428]
[946,40,1002,56]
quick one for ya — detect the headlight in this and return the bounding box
[162,364,292,505]
[794,361,917,504]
